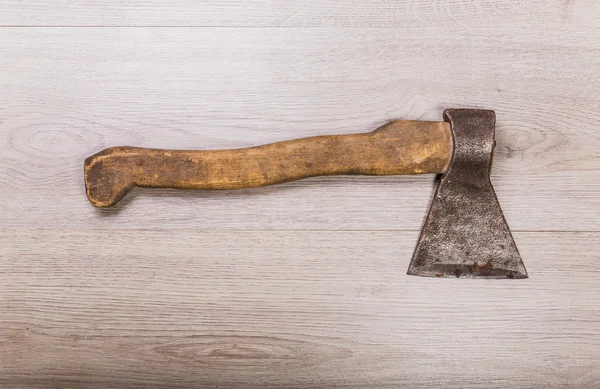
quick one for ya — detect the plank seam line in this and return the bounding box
[2,229,599,233]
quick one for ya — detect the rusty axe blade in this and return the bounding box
[408,109,527,278]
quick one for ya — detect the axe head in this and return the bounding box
[408,109,527,279]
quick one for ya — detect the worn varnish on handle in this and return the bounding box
[84,121,452,207]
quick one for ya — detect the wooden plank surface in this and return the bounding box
[0,0,598,27]
[1,27,599,231]
[1,230,600,388]
[1,1,599,388]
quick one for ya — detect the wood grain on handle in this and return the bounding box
[84,120,452,207]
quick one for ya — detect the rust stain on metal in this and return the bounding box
[407,109,528,279]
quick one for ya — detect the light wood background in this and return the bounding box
[1,1,599,388]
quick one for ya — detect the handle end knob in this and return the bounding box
[84,148,134,208]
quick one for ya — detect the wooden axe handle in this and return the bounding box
[84,120,452,207]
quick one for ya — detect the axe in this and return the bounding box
[84,109,527,279]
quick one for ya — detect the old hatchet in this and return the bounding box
[84,108,527,279]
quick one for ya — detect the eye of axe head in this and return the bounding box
[408,109,527,279]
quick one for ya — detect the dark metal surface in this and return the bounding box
[408,109,527,278]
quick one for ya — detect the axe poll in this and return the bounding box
[84,109,527,279]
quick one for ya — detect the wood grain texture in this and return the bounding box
[1,230,599,388]
[0,0,598,27]
[84,121,451,207]
[1,0,600,387]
